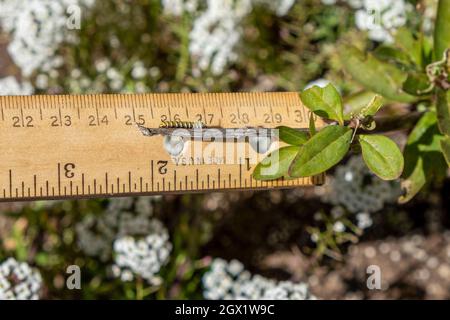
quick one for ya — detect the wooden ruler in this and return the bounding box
[0,92,325,202]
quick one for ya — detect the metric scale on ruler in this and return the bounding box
[0,92,325,202]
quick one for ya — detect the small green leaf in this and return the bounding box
[436,89,450,136]
[434,0,450,60]
[289,125,352,177]
[373,45,415,69]
[402,72,432,96]
[441,136,450,166]
[358,95,383,117]
[340,45,416,103]
[359,135,404,180]
[300,84,344,125]
[309,112,317,137]
[394,27,424,68]
[277,126,308,146]
[252,146,300,181]
[399,111,447,203]
[343,91,380,120]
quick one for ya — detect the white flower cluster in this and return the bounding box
[111,219,172,284]
[0,76,34,95]
[0,0,95,77]
[181,0,296,75]
[322,0,411,43]
[162,0,199,16]
[203,258,315,300]
[319,156,401,214]
[188,0,253,75]
[0,258,42,300]
[76,197,161,261]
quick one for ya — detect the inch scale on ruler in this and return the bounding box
[0,92,325,202]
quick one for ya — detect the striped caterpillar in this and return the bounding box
[159,120,205,129]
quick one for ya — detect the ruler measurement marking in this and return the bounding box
[9,170,12,197]
[128,172,132,192]
[196,169,199,189]
[57,163,61,196]
[19,104,25,127]
[1,97,4,121]
[77,96,81,120]
[174,170,177,191]
[82,174,85,194]
[33,175,37,197]
[95,101,100,126]
[151,160,154,192]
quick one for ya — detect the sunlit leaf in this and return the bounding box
[277,126,308,146]
[359,135,404,180]
[309,112,317,137]
[289,125,352,177]
[341,45,416,103]
[300,84,344,125]
[373,45,414,69]
[358,95,383,117]
[394,27,424,68]
[343,91,380,120]
[252,146,300,181]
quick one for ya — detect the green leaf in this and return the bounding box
[359,135,404,180]
[300,84,344,125]
[441,136,450,166]
[434,0,450,60]
[394,27,424,68]
[309,112,317,137]
[399,111,447,203]
[402,72,432,96]
[436,89,450,136]
[343,90,380,120]
[358,95,383,117]
[373,45,415,69]
[252,146,300,181]
[340,45,416,103]
[289,126,352,177]
[277,126,308,146]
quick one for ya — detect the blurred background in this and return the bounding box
[0,0,449,300]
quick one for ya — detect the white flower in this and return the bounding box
[112,219,172,284]
[356,212,373,229]
[162,0,199,16]
[333,221,346,233]
[76,197,161,261]
[322,0,411,43]
[0,76,34,95]
[0,258,42,300]
[131,61,148,80]
[0,0,95,77]
[188,0,295,75]
[203,258,315,300]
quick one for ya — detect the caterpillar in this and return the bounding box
[159,120,205,129]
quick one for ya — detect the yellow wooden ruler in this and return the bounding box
[0,92,325,202]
